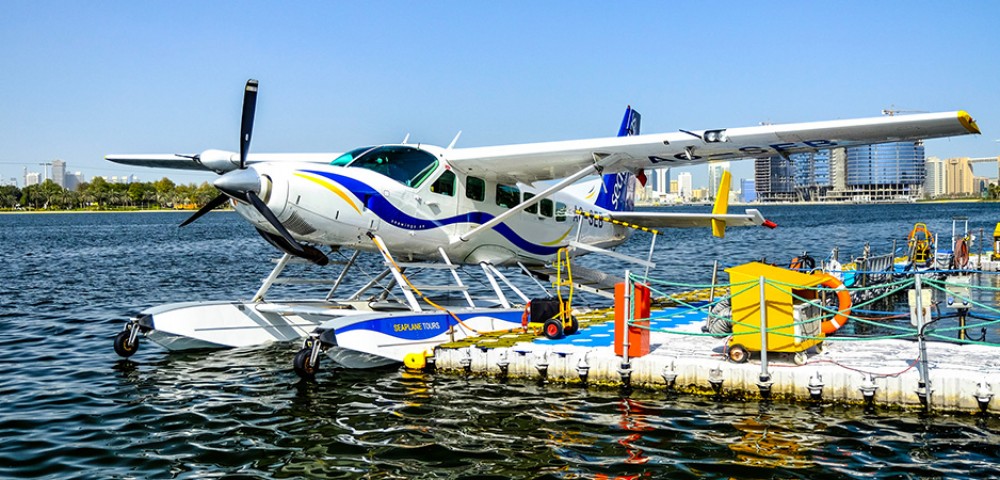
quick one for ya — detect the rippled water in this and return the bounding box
[2,206,999,479]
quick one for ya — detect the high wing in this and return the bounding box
[106,150,341,173]
[445,111,980,184]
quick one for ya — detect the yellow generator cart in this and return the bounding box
[725,262,826,365]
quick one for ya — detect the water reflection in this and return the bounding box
[616,397,652,465]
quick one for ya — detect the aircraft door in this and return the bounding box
[422,169,461,238]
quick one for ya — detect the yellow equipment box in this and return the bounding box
[992,222,1000,261]
[725,262,826,363]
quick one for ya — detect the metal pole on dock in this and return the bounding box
[709,260,719,303]
[623,269,631,367]
[758,275,770,383]
[914,274,932,408]
[979,227,984,271]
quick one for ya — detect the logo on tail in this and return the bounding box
[596,106,643,212]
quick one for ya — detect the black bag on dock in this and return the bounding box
[530,298,562,323]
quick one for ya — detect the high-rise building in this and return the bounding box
[945,157,975,196]
[25,172,41,186]
[924,157,945,198]
[753,156,795,202]
[653,168,670,195]
[740,179,757,203]
[52,160,66,188]
[844,141,925,201]
[707,161,730,199]
[65,172,85,191]
[677,172,692,200]
[790,150,832,201]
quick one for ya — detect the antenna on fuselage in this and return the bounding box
[447,131,462,149]
[401,133,410,144]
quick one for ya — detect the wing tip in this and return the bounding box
[958,110,981,135]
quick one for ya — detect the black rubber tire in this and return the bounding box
[113,330,138,358]
[564,316,580,335]
[728,344,749,363]
[293,347,319,379]
[543,319,564,339]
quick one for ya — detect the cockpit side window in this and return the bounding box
[345,146,439,187]
[430,170,456,196]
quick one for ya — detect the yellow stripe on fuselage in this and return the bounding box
[541,226,574,246]
[294,172,361,214]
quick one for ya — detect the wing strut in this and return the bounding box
[454,152,625,244]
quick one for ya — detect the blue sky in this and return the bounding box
[2,1,998,187]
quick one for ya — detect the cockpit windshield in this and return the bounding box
[341,146,439,188]
[331,146,376,167]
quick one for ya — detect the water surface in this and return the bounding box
[1,205,999,478]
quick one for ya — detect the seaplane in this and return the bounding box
[107,79,981,378]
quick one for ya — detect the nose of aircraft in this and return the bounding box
[214,167,261,198]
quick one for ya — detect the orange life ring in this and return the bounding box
[954,237,969,268]
[817,274,852,335]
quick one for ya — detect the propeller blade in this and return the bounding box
[180,193,230,227]
[239,79,258,169]
[255,228,329,266]
[245,191,304,255]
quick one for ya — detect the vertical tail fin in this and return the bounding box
[710,169,731,238]
[595,106,643,212]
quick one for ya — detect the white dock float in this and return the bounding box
[432,316,1000,414]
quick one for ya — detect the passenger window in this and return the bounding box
[555,202,567,222]
[430,171,456,196]
[540,199,553,217]
[466,176,485,202]
[496,184,520,209]
[523,192,537,214]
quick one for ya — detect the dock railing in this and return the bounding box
[622,268,1000,408]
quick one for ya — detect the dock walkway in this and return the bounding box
[432,305,1000,414]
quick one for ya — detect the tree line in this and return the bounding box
[0,177,222,210]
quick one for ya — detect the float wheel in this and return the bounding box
[543,319,564,339]
[564,317,580,335]
[113,330,138,358]
[728,344,749,363]
[293,347,319,379]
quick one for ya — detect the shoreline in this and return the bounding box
[0,208,234,215]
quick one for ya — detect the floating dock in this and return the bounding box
[429,266,1000,414]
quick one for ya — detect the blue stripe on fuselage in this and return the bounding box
[301,170,561,256]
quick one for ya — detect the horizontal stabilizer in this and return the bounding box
[608,209,776,230]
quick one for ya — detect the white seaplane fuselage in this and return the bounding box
[237,144,632,267]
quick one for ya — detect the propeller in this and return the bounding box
[179,79,328,265]
[239,79,257,170]
[179,193,229,227]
